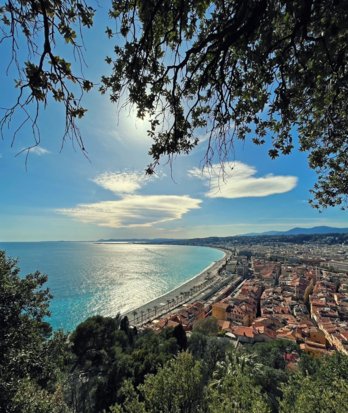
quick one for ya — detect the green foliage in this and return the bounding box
[208,350,271,413]
[12,379,71,413]
[280,353,348,413]
[139,352,205,413]
[247,339,298,370]
[0,1,95,150]
[189,332,231,380]
[280,374,348,413]
[69,314,133,412]
[208,370,271,413]
[103,0,348,209]
[130,329,179,385]
[242,341,299,411]
[71,314,126,363]
[0,250,69,413]
[193,316,219,336]
[109,380,146,413]
[298,352,321,375]
[77,329,348,413]
[188,331,208,358]
[111,352,205,413]
[68,322,180,413]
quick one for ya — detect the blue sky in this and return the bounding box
[0,6,347,241]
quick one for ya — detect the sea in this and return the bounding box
[0,242,224,332]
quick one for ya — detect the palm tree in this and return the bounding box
[210,351,265,391]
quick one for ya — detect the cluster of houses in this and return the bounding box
[145,275,242,332]
[144,254,348,357]
[211,261,348,356]
[150,301,206,331]
[310,271,348,355]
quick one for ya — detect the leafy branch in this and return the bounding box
[0,0,95,155]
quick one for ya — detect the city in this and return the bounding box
[141,240,348,358]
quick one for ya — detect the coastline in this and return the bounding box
[2,241,229,331]
[124,246,231,325]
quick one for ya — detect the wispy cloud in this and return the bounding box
[58,170,201,228]
[58,195,201,228]
[189,161,297,198]
[28,146,50,156]
[92,171,151,195]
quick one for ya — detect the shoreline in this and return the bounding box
[124,246,231,325]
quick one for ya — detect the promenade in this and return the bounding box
[124,248,231,326]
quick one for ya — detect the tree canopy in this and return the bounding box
[0,250,70,413]
[103,0,348,209]
[0,1,94,152]
[1,1,348,208]
[280,352,348,413]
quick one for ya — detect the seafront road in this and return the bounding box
[124,248,233,326]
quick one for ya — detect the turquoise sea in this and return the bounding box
[0,242,224,332]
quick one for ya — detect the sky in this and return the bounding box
[0,5,347,242]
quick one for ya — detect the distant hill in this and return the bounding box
[241,226,348,236]
[96,227,348,247]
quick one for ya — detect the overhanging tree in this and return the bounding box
[0,1,94,153]
[1,1,348,208]
[102,0,348,209]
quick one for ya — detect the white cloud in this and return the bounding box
[58,169,200,228]
[29,146,50,156]
[189,161,297,198]
[57,195,201,228]
[92,171,150,195]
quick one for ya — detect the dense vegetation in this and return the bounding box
[1,249,348,413]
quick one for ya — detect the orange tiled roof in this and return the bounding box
[212,302,230,310]
[231,326,255,338]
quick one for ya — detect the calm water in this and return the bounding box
[0,242,224,331]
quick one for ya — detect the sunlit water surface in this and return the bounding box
[0,242,224,331]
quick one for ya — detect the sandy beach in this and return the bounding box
[124,247,231,326]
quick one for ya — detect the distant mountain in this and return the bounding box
[242,226,348,236]
[96,227,348,246]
